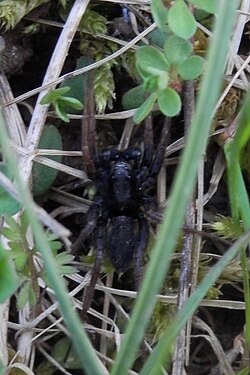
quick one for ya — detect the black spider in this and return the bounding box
[73,84,170,317]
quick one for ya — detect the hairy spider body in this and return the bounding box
[73,83,170,317]
[109,216,136,272]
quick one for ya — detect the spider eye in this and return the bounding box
[124,148,141,161]
[101,149,120,161]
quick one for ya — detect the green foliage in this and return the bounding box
[94,61,116,113]
[23,22,41,34]
[151,0,217,35]
[17,279,36,310]
[178,55,204,80]
[150,302,175,342]
[151,0,169,31]
[224,91,250,350]
[134,0,212,122]
[36,337,81,375]
[121,50,138,81]
[40,87,83,122]
[147,29,172,49]
[157,87,182,116]
[164,35,192,65]
[1,211,75,310]
[32,125,63,196]
[168,0,197,39]
[211,215,242,240]
[79,35,118,113]
[60,56,92,113]
[135,36,204,122]
[0,241,18,303]
[236,368,250,375]
[122,85,148,110]
[134,93,157,124]
[0,0,50,29]
[79,9,107,35]
[137,46,170,78]
[111,2,238,374]
[0,163,21,215]
[189,0,216,14]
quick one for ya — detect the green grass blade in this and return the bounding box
[141,227,250,375]
[0,112,105,375]
[110,1,238,374]
[224,91,250,350]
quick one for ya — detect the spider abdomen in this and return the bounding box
[108,216,136,272]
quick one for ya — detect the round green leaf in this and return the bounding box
[168,0,197,39]
[147,29,171,49]
[32,125,63,196]
[134,93,157,124]
[136,46,169,79]
[151,0,169,30]
[178,55,204,80]
[122,85,148,110]
[164,35,192,65]
[157,88,181,117]
[60,56,92,113]
[189,0,216,14]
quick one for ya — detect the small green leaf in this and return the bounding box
[55,101,70,123]
[157,88,182,117]
[136,46,169,79]
[17,281,30,310]
[55,252,75,275]
[147,29,172,49]
[0,164,21,214]
[122,85,148,110]
[1,227,20,241]
[32,125,63,196]
[49,240,62,252]
[0,192,21,215]
[4,214,20,233]
[178,55,204,80]
[164,35,192,65]
[60,56,92,113]
[11,248,28,271]
[58,96,84,111]
[151,0,169,30]
[40,87,70,105]
[189,0,216,14]
[144,72,169,92]
[0,243,18,303]
[168,0,197,39]
[134,93,157,124]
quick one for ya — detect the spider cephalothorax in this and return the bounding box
[73,85,170,317]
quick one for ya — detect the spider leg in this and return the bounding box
[141,115,154,167]
[71,203,98,255]
[140,117,171,193]
[82,71,98,179]
[149,117,171,177]
[134,216,149,290]
[81,222,105,318]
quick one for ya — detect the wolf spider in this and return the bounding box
[72,83,170,318]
